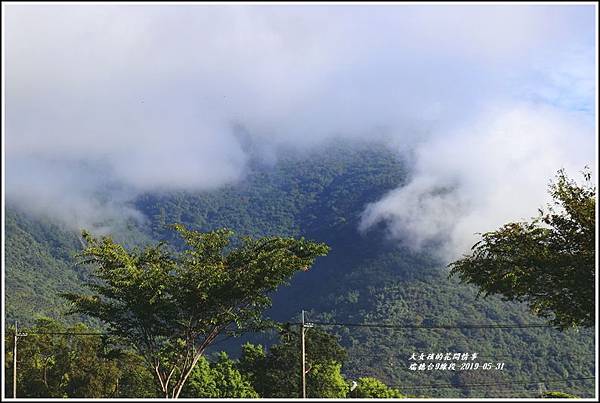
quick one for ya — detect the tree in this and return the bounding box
[349,377,406,398]
[63,224,329,398]
[209,352,258,398]
[238,327,347,398]
[4,318,155,398]
[181,353,257,398]
[542,391,578,398]
[449,169,595,329]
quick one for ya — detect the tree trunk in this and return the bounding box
[154,363,171,398]
[171,353,203,399]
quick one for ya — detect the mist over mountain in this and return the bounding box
[3,4,596,398]
[5,4,596,259]
[5,144,595,397]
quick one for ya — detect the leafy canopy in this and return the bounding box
[238,327,347,398]
[350,377,406,398]
[63,224,329,398]
[4,318,155,398]
[181,352,258,398]
[449,169,595,329]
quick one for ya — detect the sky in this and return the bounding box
[4,3,597,259]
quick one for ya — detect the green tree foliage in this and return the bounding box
[4,318,155,398]
[238,327,348,398]
[181,352,257,398]
[449,169,595,329]
[6,143,595,398]
[542,391,578,398]
[4,208,152,327]
[63,224,329,398]
[307,362,348,398]
[349,377,406,398]
[180,356,219,398]
[4,210,86,326]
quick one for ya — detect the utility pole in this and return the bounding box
[301,310,306,399]
[13,321,18,399]
[12,321,27,399]
[537,382,546,398]
[300,310,314,399]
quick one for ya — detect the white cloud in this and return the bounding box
[360,104,596,260]
[4,4,596,238]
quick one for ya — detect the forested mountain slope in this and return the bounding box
[5,142,594,397]
[5,209,86,325]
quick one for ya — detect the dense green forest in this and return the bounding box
[5,141,595,397]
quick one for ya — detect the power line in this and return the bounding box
[20,331,110,336]
[294,320,555,330]
[17,320,558,336]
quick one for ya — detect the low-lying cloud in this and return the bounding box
[4,4,596,258]
[360,104,595,259]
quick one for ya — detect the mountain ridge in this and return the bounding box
[5,141,595,397]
